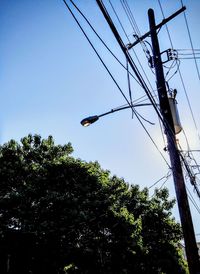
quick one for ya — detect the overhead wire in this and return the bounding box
[178,69,200,143]
[108,0,156,98]
[118,0,169,151]
[180,0,200,82]
[126,60,155,124]
[165,59,180,82]
[98,0,194,180]
[157,0,200,149]
[176,49,200,51]
[186,185,200,215]
[99,0,191,173]
[177,57,200,60]
[97,0,175,167]
[66,0,142,87]
[120,0,152,61]
[126,59,133,105]
[148,171,171,190]
[63,0,171,168]
[62,0,134,117]
[178,135,200,199]
[166,60,180,82]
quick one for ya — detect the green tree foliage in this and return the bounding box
[0,135,188,274]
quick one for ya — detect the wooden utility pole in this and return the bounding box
[96,1,200,272]
[148,8,200,274]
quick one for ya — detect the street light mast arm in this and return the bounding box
[80,103,152,126]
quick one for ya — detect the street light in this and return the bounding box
[80,103,152,127]
[81,116,99,127]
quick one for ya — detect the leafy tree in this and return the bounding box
[0,135,188,273]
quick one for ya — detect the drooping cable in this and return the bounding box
[97,0,164,120]
[96,0,184,169]
[63,0,171,168]
[117,0,168,151]
[126,58,155,124]
[111,2,173,162]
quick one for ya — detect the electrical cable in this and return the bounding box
[178,69,200,143]
[166,60,180,82]
[109,0,169,147]
[97,0,186,169]
[178,136,200,198]
[120,0,152,60]
[67,0,142,87]
[157,0,174,49]
[126,60,155,124]
[63,0,171,168]
[67,0,185,176]
[165,59,179,81]
[118,0,172,152]
[179,57,200,60]
[148,171,171,189]
[62,0,134,117]
[180,151,200,199]
[122,0,141,36]
[157,0,200,147]
[108,0,157,96]
[126,59,133,105]
[180,0,200,82]
[176,49,200,51]
[186,185,200,214]
[108,2,192,180]
[69,0,167,157]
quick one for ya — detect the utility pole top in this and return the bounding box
[127,6,186,49]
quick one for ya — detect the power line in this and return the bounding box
[108,0,169,151]
[186,186,200,215]
[62,0,134,113]
[157,0,200,147]
[108,0,156,95]
[97,0,187,172]
[178,69,200,143]
[104,2,190,177]
[148,171,171,189]
[180,0,200,82]
[63,0,170,168]
[66,0,142,87]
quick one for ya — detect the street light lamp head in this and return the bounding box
[80,115,99,127]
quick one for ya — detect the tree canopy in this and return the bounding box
[0,135,188,273]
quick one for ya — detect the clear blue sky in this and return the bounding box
[1,0,200,240]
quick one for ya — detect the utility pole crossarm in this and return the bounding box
[128,6,186,49]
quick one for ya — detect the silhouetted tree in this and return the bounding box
[0,135,188,273]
